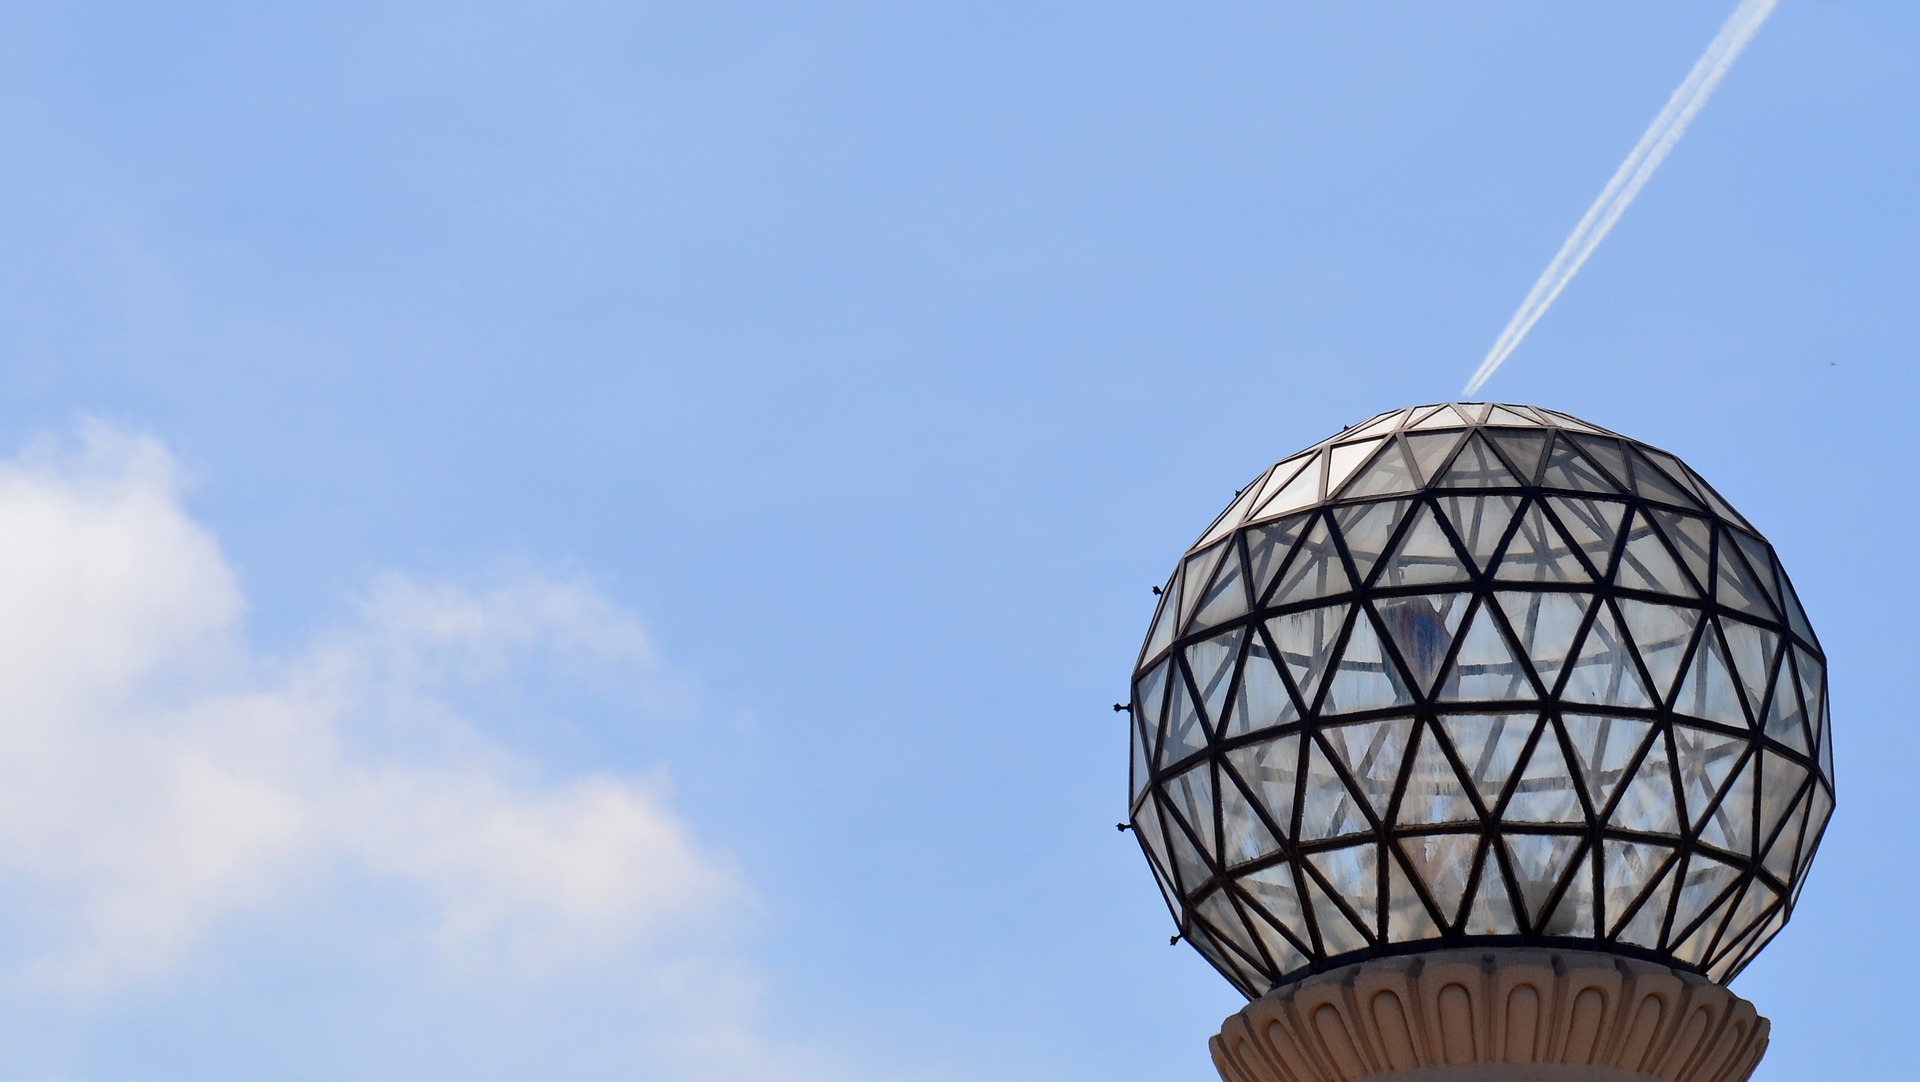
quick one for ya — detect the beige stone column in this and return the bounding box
[1211,949,1767,1082]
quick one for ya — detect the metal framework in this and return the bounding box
[1128,403,1834,999]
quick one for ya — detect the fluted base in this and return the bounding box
[1211,949,1767,1082]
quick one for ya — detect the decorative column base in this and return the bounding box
[1211,949,1767,1082]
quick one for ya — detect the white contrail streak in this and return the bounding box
[1463,0,1779,395]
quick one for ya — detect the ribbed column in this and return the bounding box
[1211,949,1767,1082]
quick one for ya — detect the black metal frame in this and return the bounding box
[1128,403,1834,999]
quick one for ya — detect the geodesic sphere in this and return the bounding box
[1127,403,1833,997]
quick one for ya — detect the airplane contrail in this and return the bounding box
[1463,0,1779,395]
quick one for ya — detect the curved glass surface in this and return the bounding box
[1129,403,1834,997]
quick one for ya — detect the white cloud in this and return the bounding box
[0,420,738,993]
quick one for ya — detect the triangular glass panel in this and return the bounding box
[1689,472,1755,531]
[1166,762,1219,864]
[1269,519,1353,605]
[1540,409,1609,433]
[1486,405,1539,427]
[1163,667,1210,766]
[1195,478,1265,551]
[1130,724,1152,811]
[1177,541,1230,630]
[1760,788,1808,884]
[1332,500,1410,586]
[1798,784,1834,886]
[1673,724,1746,834]
[1716,909,1785,985]
[1730,531,1784,608]
[1246,514,1312,605]
[1504,725,1584,823]
[1648,510,1713,595]
[1672,624,1748,726]
[1453,403,1492,423]
[1218,762,1284,868]
[1307,843,1380,924]
[1183,919,1260,996]
[1439,712,1535,808]
[1777,573,1818,650]
[1493,590,1590,695]
[1635,448,1709,503]
[1436,601,1534,702]
[1133,658,1171,759]
[1190,548,1251,633]
[1301,853,1374,955]
[1484,430,1551,485]
[1321,610,1415,715]
[1462,848,1521,935]
[1322,718,1415,820]
[1706,880,1779,974]
[1186,628,1246,735]
[1757,751,1809,856]
[1793,647,1827,755]
[1239,863,1313,957]
[1721,618,1780,724]
[1346,410,1408,442]
[1227,735,1302,842]
[1158,790,1214,894]
[1373,503,1470,588]
[1253,455,1324,522]
[1669,854,1741,953]
[1615,857,1676,948]
[1601,840,1674,937]
[1503,833,1583,927]
[1545,496,1627,578]
[1437,493,1523,573]
[1142,580,1179,663]
[1715,535,1779,621]
[1409,405,1469,431]
[1624,447,1704,510]
[1298,737,1372,841]
[1404,430,1467,486]
[1670,888,1736,969]
[1541,847,1596,938]
[1697,749,1756,856]
[1493,503,1592,584]
[1614,511,1698,597]
[1609,735,1681,836]
[1760,648,1810,754]
[1396,724,1479,826]
[1378,592,1473,694]
[1561,713,1652,814]
[1399,833,1480,925]
[1561,603,1654,708]
[1236,889,1311,977]
[1342,439,1420,498]
[1225,633,1299,739]
[1568,436,1632,493]
[1818,707,1834,787]
[1437,433,1523,488]
[1326,437,1386,497]
[1616,600,1699,702]
[1539,436,1622,494]
[1267,604,1350,710]
[1196,888,1263,972]
[1134,796,1177,892]
[1387,851,1443,941]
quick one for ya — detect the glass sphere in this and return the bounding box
[1128,403,1833,997]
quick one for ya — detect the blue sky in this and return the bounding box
[0,2,1908,1079]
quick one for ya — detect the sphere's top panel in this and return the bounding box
[1182,403,1753,564]
[1128,403,1832,1000]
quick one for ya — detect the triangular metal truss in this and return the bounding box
[1130,403,1834,998]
